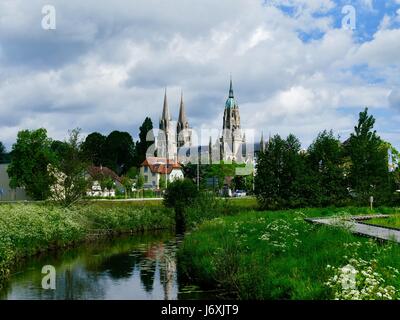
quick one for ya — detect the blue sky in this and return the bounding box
[0,0,399,150]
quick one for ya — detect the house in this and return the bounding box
[86,165,123,197]
[0,164,29,201]
[140,157,184,189]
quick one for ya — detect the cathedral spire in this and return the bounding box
[229,76,234,98]
[178,91,187,125]
[160,88,171,133]
[162,88,170,122]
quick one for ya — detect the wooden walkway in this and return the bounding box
[306,215,400,243]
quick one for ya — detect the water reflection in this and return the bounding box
[0,232,183,300]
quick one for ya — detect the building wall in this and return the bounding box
[140,166,159,189]
[140,166,184,189]
[0,164,29,201]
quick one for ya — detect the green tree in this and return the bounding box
[134,117,154,167]
[163,179,199,229]
[255,134,305,209]
[121,176,133,199]
[50,129,89,206]
[136,173,145,197]
[345,108,390,204]
[100,177,115,191]
[126,166,139,179]
[103,131,136,175]
[7,129,57,200]
[0,141,7,164]
[81,132,106,166]
[307,130,347,206]
[159,174,167,190]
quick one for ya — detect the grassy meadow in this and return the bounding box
[178,206,400,300]
[368,215,400,230]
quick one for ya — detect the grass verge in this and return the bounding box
[367,215,400,230]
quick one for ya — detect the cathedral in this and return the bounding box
[157,78,248,164]
[219,78,246,162]
[157,90,192,161]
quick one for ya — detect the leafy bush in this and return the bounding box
[164,179,199,227]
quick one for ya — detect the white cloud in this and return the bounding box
[0,0,398,150]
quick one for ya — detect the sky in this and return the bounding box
[0,0,399,150]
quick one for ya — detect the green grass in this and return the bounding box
[178,207,400,300]
[0,202,174,288]
[368,215,400,229]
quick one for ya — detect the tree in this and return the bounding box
[103,131,136,175]
[163,179,199,229]
[81,132,106,166]
[100,177,115,191]
[126,166,139,179]
[307,130,347,206]
[136,174,144,197]
[159,174,167,190]
[345,108,390,204]
[133,117,154,167]
[0,141,7,164]
[121,176,133,199]
[255,134,306,209]
[7,129,57,200]
[50,128,89,206]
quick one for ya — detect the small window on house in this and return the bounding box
[144,167,148,173]
[144,175,149,183]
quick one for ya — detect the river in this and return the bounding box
[0,231,214,300]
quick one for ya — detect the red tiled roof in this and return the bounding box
[141,157,182,174]
[87,166,122,183]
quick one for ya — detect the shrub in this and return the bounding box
[163,179,199,227]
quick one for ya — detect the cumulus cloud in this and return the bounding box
[0,0,399,150]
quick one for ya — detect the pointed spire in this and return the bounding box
[162,88,170,121]
[178,90,187,125]
[229,75,234,98]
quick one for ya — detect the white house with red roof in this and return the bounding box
[140,157,184,189]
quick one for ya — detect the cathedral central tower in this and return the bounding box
[220,78,246,162]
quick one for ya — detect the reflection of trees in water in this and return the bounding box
[98,253,139,279]
[58,266,106,300]
[0,232,181,300]
[139,259,156,293]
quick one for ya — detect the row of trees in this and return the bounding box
[255,109,400,209]
[6,128,89,204]
[5,116,156,204]
[81,117,154,175]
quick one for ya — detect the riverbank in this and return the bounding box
[178,207,400,300]
[0,202,174,288]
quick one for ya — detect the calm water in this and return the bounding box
[0,232,212,300]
